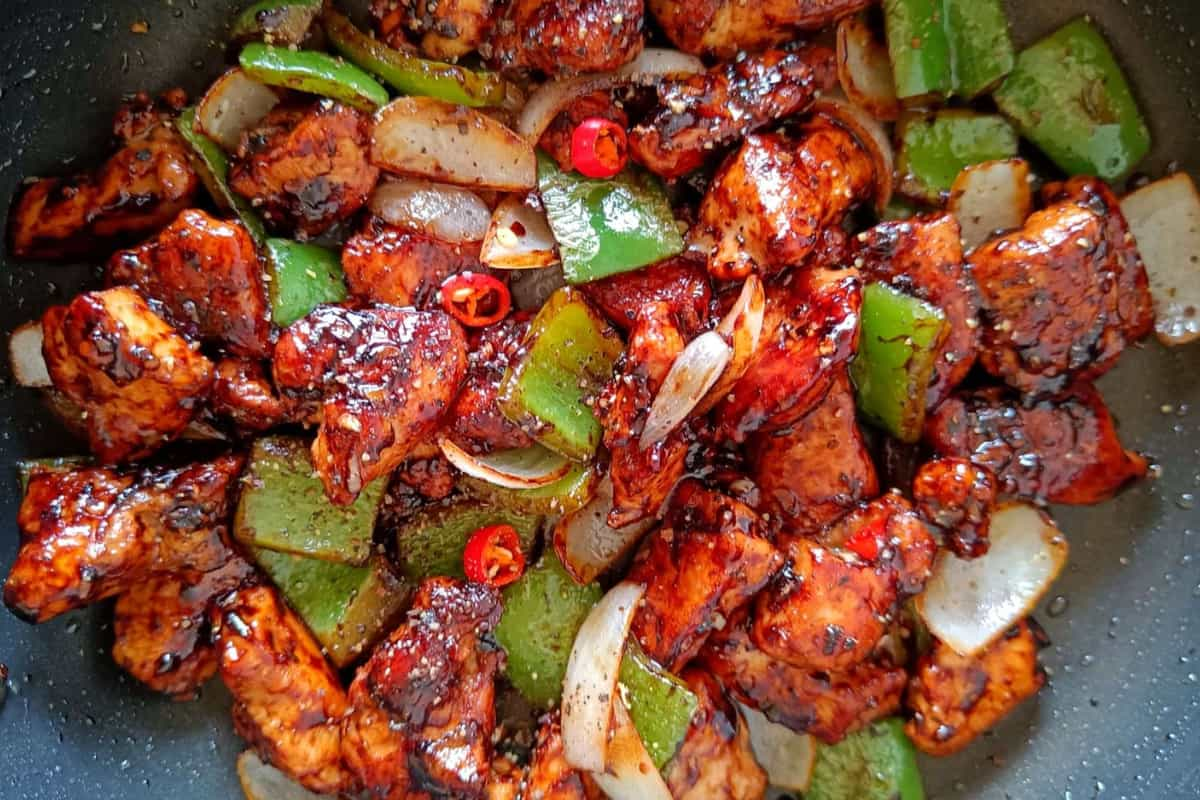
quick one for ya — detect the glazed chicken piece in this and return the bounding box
[41,287,215,463]
[273,304,468,505]
[581,256,712,336]
[487,0,643,75]
[666,669,768,800]
[8,91,197,260]
[627,480,782,671]
[230,100,379,239]
[630,47,835,180]
[484,756,523,800]
[912,457,998,559]
[819,491,937,598]
[539,91,630,172]
[392,454,458,501]
[906,620,1048,756]
[211,584,353,795]
[714,266,861,442]
[106,209,272,359]
[342,671,415,800]
[697,125,876,280]
[700,610,906,744]
[372,0,495,59]
[649,0,872,59]
[924,384,1148,505]
[447,314,537,455]
[753,537,897,673]
[750,371,878,538]
[4,455,242,624]
[343,218,485,309]
[112,552,255,700]
[854,213,980,407]
[361,578,503,798]
[525,712,600,800]
[211,357,299,433]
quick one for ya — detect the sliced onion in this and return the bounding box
[1121,172,1200,345]
[554,475,656,584]
[439,438,572,489]
[640,331,732,448]
[480,196,560,270]
[591,696,673,800]
[509,264,568,311]
[562,581,646,772]
[237,751,333,800]
[917,502,1068,658]
[695,276,766,415]
[837,14,900,122]
[368,178,491,244]
[196,68,280,152]
[9,321,51,388]
[949,158,1032,253]
[517,48,704,142]
[736,702,817,793]
[372,97,536,192]
[811,95,895,212]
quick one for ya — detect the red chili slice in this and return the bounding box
[844,516,887,562]
[571,116,629,179]
[440,272,512,327]
[463,524,526,588]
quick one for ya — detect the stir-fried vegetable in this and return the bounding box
[392,498,542,581]
[837,14,901,121]
[263,239,348,327]
[806,719,925,800]
[944,0,1014,98]
[176,107,268,243]
[571,117,630,179]
[438,272,512,327]
[196,68,281,152]
[462,524,527,588]
[368,179,492,244]
[737,702,817,793]
[439,439,573,490]
[898,112,1018,202]
[480,196,560,270]
[948,158,1033,251]
[618,643,699,769]
[461,460,599,515]
[230,0,321,46]
[239,43,390,112]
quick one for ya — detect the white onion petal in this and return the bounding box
[438,438,571,489]
[640,331,732,448]
[736,702,816,793]
[695,275,765,415]
[949,158,1032,252]
[811,95,895,212]
[481,196,560,270]
[837,14,900,122]
[368,179,491,243]
[197,68,280,152]
[562,581,646,773]
[9,321,51,388]
[590,696,673,800]
[554,475,656,584]
[237,751,333,800]
[917,502,1068,657]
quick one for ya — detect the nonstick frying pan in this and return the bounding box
[0,1,1197,798]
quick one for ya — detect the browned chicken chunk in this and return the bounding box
[628,480,782,671]
[630,48,835,180]
[8,92,198,260]
[342,670,415,800]
[526,712,600,800]
[906,620,1048,756]
[539,91,630,173]
[649,0,872,59]
[374,0,495,59]
[854,213,980,407]
[487,0,643,75]
[581,255,712,336]
[273,304,468,505]
[42,287,215,463]
[750,370,877,538]
[211,584,354,795]
[230,100,379,239]
[447,314,537,455]
[912,457,998,559]
[106,209,272,359]
[343,219,485,309]
[925,384,1148,505]
[211,357,299,433]
[666,669,768,800]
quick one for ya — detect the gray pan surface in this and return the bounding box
[0,1,1197,797]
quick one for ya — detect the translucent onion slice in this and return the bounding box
[9,321,51,388]
[811,95,895,212]
[591,696,673,800]
[736,702,817,793]
[368,178,491,243]
[237,751,333,800]
[480,196,560,270]
[837,14,900,122]
[917,502,1068,657]
[439,438,572,489]
[554,474,656,584]
[949,158,1032,252]
[640,331,732,448]
[196,68,280,152]
[1120,172,1200,345]
[695,275,766,415]
[562,581,646,772]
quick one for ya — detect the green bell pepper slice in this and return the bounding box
[807,718,925,800]
[883,0,953,105]
[392,497,543,581]
[618,642,699,770]
[461,461,599,516]
[537,153,684,285]
[239,43,390,112]
[498,287,623,461]
[234,436,383,565]
[994,17,1151,181]
[323,8,510,109]
[176,107,268,245]
[897,111,1018,202]
[850,283,949,444]
[264,239,349,328]
[230,0,321,46]
[944,0,1014,98]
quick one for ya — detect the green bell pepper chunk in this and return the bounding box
[850,283,949,444]
[883,0,953,105]
[264,239,349,328]
[618,643,699,770]
[392,497,543,581]
[253,548,408,668]
[897,111,1018,202]
[176,107,268,245]
[498,287,623,461]
[323,8,510,109]
[16,457,89,493]
[807,718,925,800]
[239,43,390,112]
[230,0,321,46]
[994,17,1150,181]
[944,0,1014,98]
[234,436,383,565]
[537,153,684,284]
[461,461,599,516]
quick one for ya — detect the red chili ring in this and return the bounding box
[463,524,526,588]
[440,272,512,327]
[571,116,629,179]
